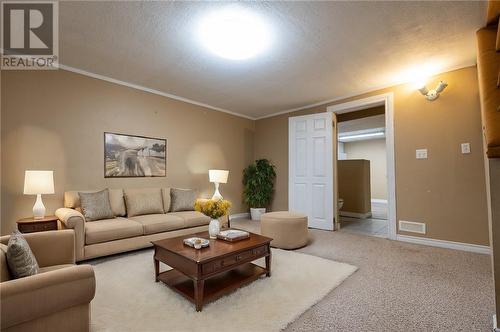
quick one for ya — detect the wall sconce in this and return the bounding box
[418,81,448,101]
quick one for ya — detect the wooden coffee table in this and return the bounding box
[152,231,272,311]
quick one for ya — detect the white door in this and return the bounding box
[332,112,339,230]
[289,112,334,230]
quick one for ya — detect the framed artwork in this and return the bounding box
[104,132,166,178]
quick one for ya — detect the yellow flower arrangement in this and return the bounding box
[194,199,231,219]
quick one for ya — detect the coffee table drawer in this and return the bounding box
[253,245,268,256]
[202,256,239,275]
[202,246,268,275]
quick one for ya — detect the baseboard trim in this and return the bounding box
[371,199,388,204]
[230,213,250,220]
[396,234,491,255]
[340,211,372,219]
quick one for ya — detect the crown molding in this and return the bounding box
[58,64,256,121]
[254,61,477,120]
[57,61,476,122]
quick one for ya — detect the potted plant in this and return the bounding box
[194,199,231,238]
[242,159,276,220]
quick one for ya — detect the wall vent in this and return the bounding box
[399,220,426,234]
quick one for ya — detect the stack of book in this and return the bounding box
[217,229,250,242]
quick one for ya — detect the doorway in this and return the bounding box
[328,93,397,240]
[337,108,388,237]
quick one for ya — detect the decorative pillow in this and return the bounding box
[108,189,126,217]
[124,188,164,217]
[65,189,126,217]
[6,231,39,279]
[170,188,196,212]
[78,189,115,221]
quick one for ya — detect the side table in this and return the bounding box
[17,216,58,233]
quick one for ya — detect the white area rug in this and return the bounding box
[90,248,357,332]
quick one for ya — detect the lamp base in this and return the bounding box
[211,182,223,201]
[33,194,46,219]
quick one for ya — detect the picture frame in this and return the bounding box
[104,132,166,178]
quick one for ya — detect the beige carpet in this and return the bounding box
[232,219,495,331]
[90,248,357,332]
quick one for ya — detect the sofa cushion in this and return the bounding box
[129,214,185,235]
[38,264,74,274]
[124,188,164,217]
[85,218,143,245]
[65,189,126,217]
[79,189,115,221]
[161,188,171,212]
[170,188,196,212]
[108,189,127,217]
[0,244,11,281]
[169,211,210,228]
[6,231,39,279]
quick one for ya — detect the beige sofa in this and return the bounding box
[0,230,95,332]
[55,188,215,261]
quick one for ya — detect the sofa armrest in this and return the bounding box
[0,265,95,330]
[56,208,85,261]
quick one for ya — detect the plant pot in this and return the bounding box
[209,219,220,239]
[250,208,266,221]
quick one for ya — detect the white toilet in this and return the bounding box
[338,198,344,210]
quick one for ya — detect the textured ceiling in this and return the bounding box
[59,1,487,119]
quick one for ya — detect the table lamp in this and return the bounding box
[209,170,229,200]
[24,170,54,219]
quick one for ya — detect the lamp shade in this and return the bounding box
[24,170,54,195]
[209,170,229,184]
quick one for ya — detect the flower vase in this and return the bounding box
[209,219,220,239]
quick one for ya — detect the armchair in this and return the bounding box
[0,230,95,332]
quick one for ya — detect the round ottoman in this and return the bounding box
[260,211,308,249]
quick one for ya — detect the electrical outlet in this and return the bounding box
[461,143,471,154]
[416,149,428,159]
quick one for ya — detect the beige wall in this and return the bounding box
[344,138,387,200]
[1,70,255,235]
[255,66,489,245]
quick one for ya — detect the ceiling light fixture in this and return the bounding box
[339,132,385,142]
[197,7,271,60]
